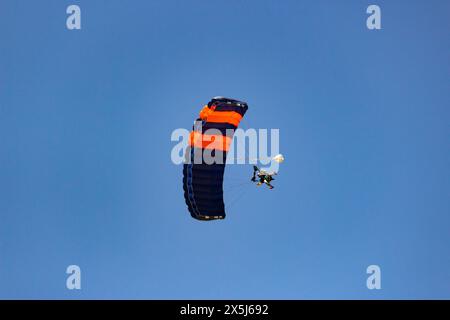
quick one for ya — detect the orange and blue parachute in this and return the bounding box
[183,97,248,221]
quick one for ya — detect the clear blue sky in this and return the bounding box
[1,0,449,299]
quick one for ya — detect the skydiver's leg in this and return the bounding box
[251,165,259,182]
[265,179,274,189]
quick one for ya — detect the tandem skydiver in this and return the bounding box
[251,165,276,189]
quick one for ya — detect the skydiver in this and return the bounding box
[251,165,276,189]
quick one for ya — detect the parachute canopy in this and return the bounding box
[272,154,285,163]
[183,97,248,221]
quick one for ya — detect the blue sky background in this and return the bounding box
[0,0,449,299]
